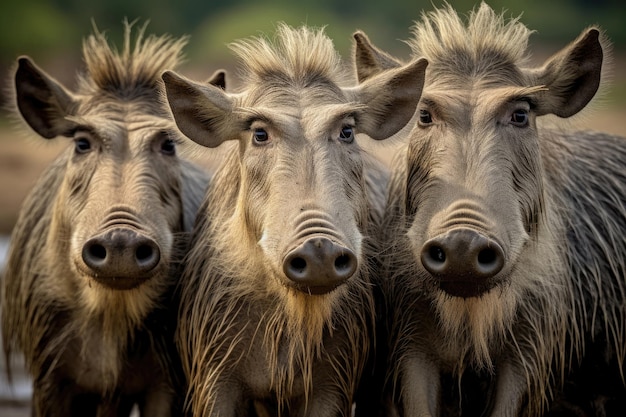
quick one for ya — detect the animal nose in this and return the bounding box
[283,236,357,294]
[82,228,160,278]
[420,228,504,285]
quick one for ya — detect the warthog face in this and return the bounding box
[163,30,427,296]
[403,88,539,298]
[355,26,603,299]
[406,30,602,299]
[14,57,216,291]
[61,118,181,291]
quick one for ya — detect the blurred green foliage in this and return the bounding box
[0,0,624,82]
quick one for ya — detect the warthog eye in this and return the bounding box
[510,109,529,127]
[252,128,269,144]
[419,110,433,125]
[74,137,92,154]
[160,139,176,155]
[338,126,354,143]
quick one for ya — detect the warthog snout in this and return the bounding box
[283,236,357,294]
[420,228,505,297]
[82,228,161,289]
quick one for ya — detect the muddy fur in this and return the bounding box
[165,24,426,417]
[1,22,210,416]
[352,3,624,417]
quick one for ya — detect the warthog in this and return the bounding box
[354,3,625,417]
[161,24,427,417]
[1,23,214,416]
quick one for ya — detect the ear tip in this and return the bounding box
[162,70,183,84]
[209,70,227,90]
[586,27,601,40]
[353,31,367,42]
[407,57,429,73]
[17,56,33,67]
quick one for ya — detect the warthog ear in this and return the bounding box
[353,31,403,83]
[534,28,604,117]
[14,56,78,139]
[205,69,226,90]
[162,70,237,148]
[351,57,427,141]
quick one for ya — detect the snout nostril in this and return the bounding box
[334,254,352,271]
[87,244,107,261]
[134,241,160,271]
[478,248,497,265]
[136,244,153,262]
[82,230,161,277]
[421,229,505,284]
[82,239,109,270]
[428,246,446,264]
[290,257,307,273]
[282,237,357,292]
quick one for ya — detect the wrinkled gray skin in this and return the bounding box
[353,5,626,417]
[0,26,216,417]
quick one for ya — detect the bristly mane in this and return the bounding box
[228,23,348,89]
[77,20,188,101]
[407,2,533,84]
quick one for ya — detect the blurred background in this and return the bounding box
[0,0,625,234]
[0,0,625,413]
[1,0,625,72]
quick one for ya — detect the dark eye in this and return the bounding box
[252,128,269,144]
[160,138,176,155]
[510,109,529,127]
[419,110,433,125]
[338,126,354,143]
[74,136,92,154]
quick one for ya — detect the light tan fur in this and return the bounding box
[1,22,210,417]
[352,3,624,417]
[164,24,427,417]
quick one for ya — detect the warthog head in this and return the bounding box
[163,24,427,296]
[355,5,604,299]
[13,25,215,295]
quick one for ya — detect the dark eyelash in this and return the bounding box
[160,129,184,144]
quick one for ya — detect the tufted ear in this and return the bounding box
[14,56,79,139]
[205,69,226,90]
[352,31,403,83]
[162,70,240,148]
[533,28,604,118]
[350,57,427,141]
